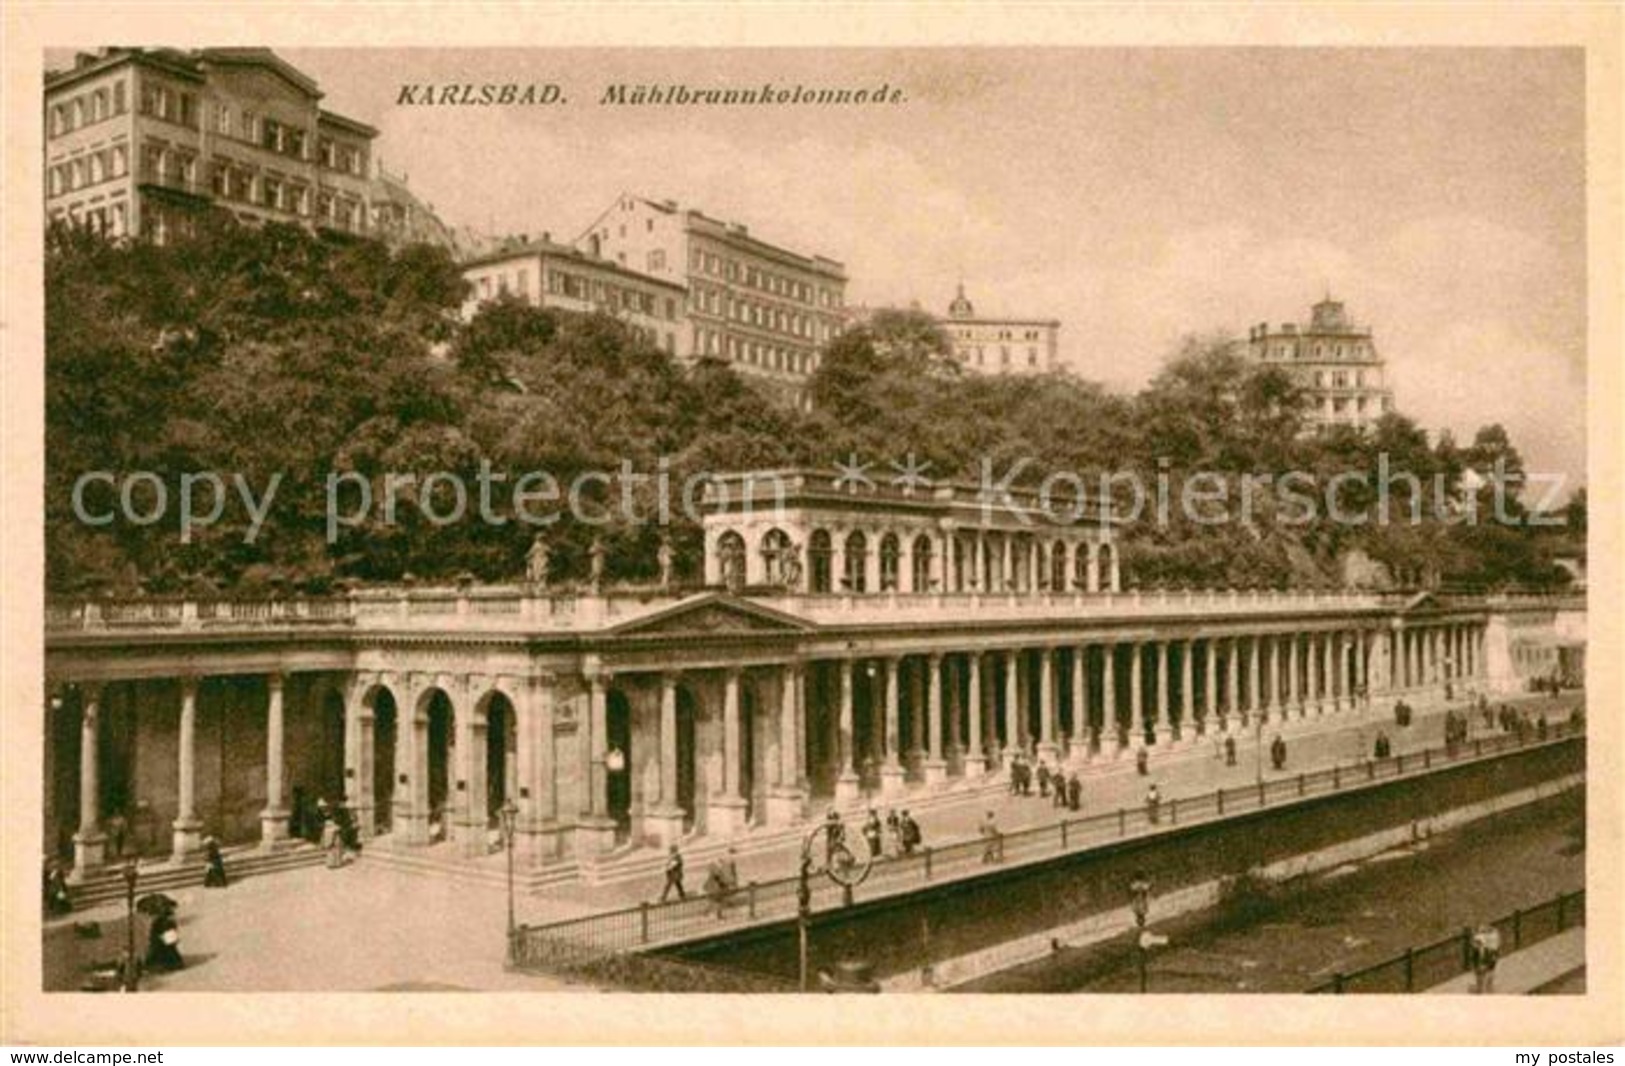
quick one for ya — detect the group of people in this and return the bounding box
[1442,706,1474,753]
[659,843,745,918]
[860,807,923,860]
[1009,752,1086,812]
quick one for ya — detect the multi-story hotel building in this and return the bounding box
[44,47,376,242]
[461,238,690,358]
[1247,296,1396,431]
[941,284,1062,374]
[576,195,847,393]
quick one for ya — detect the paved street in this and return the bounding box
[42,688,1581,992]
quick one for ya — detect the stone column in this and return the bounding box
[1204,641,1218,735]
[259,672,289,848]
[1244,637,1259,726]
[1086,543,1101,593]
[881,657,904,795]
[1070,646,1088,760]
[1003,649,1020,765]
[1306,633,1322,712]
[1225,638,1240,731]
[1129,643,1145,746]
[640,673,684,847]
[765,663,806,825]
[529,677,564,856]
[708,669,748,836]
[1287,634,1301,716]
[70,683,106,880]
[947,657,964,757]
[396,678,425,845]
[835,661,860,802]
[1154,641,1170,744]
[454,678,484,856]
[1179,639,1194,741]
[924,654,947,783]
[1338,631,1353,710]
[171,676,203,863]
[346,678,376,838]
[1103,643,1120,753]
[1037,647,1058,761]
[964,653,986,777]
[582,671,616,846]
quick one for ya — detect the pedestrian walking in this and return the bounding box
[1270,734,1287,771]
[1037,760,1051,798]
[899,809,922,855]
[1135,747,1149,777]
[1052,773,1069,809]
[979,810,1003,864]
[1066,772,1082,812]
[203,835,228,888]
[1224,734,1237,767]
[145,902,184,973]
[660,844,686,902]
[862,809,883,859]
[1470,922,1502,994]
[823,808,845,868]
[1145,783,1162,826]
[43,860,72,917]
[885,808,903,858]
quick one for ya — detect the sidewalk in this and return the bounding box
[1426,927,1585,994]
[533,689,1584,919]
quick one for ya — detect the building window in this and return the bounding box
[113,82,126,114]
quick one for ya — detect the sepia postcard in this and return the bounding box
[2,0,1621,1049]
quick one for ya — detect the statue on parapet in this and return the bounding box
[525,533,551,589]
[589,537,607,592]
[658,536,675,589]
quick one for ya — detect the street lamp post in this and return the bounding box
[1130,872,1152,994]
[500,799,519,964]
[120,859,139,992]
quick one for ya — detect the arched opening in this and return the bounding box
[482,692,516,827]
[370,688,397,834]
[809,529,833,593]
[1097,542,1115,592]
[676,686,699,832]
[1051,541,1069,592]
[879,533,901,591]
[912,534,934,592]
[716,530,747,588]
[1075,544,1093,591]
[423,690,454,842]
[760,527,794,586]
[606,688,633,840]
[843,531,869,593]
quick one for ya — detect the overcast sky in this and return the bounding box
[273,48,1587,491]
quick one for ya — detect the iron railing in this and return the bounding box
[514,721,1585,961]
[1309,888,1585,993]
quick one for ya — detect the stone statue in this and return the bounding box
[657,537,675,588]
[780,541,804,589]
[525,534,550,587]
[589,538,606,590]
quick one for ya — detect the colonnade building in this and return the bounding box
[45,469,1563,884]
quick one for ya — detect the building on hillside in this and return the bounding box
[575,194,847,394]
[44,47,376,243]
[1247,296,1395,432]
[370,163,457,252]
[939,284,1061,374]
[460,237,689,358]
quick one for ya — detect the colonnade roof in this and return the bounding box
[700,467,1120,528]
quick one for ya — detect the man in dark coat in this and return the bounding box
[862,809,883,859]
[899,810,922,855]
[203,836,228,888]
[1066,773,1083,812]
[145,904,184,972]
[660,844,686,902]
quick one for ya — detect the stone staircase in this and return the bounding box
[358,838,581,893]
[63,842,327,910]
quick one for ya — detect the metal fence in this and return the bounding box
[1309,888,1585,994]
[513,720,1584,965]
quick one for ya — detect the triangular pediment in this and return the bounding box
[1398,590,1445,613]
[610,594,813,638]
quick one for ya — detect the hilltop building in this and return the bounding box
[460,236,689,357]
[575,195,847,396]
[940,284,1062,374]
[1247,296,1395,431]
[44,47,376,243]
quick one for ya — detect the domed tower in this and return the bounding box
[947,283,975,320]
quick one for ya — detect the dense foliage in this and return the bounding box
[45,220,1574,595]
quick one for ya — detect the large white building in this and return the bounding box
[939,285,1061,374]
[44,48,376,243]
[1247,296,1395,432]
[576,195,847,395]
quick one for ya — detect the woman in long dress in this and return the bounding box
[146,905,184,972]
